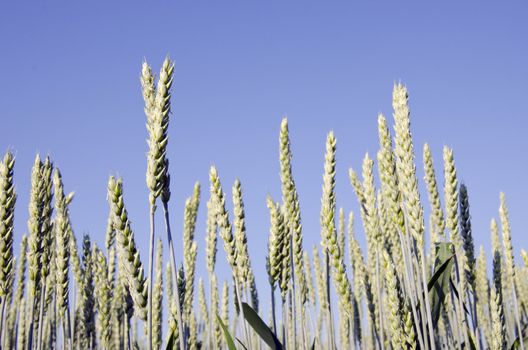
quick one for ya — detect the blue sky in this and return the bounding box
[1,1,527,315]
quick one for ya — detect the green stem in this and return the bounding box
[26,294,35,350]
[325,250,335,350]
[207,273,216,350]
[162,201,186,350]
[63,313,72,350]
[270,283,277,334]
[281,298,287,347]
[449,280,463,350]
[36,282,47,350]
[511,285,524,350]
[147,205,155,350]
[0,297,6,349]
[208,275,216,350]
[397,228,426,350]
[375,250,385,350]
[420,245,436,350]
[234,278,251,347]
[409,239,429,350]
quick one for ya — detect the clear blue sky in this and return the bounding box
[1,1,527,311]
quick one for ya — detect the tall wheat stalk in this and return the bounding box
[142,57,177,350]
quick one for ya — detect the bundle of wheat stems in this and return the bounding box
[0,57,526,350]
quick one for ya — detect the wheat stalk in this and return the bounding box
[143,57,175,350]
[392,84,432,350]
[279,117,307,347]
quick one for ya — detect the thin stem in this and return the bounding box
[512,287,525,350]
[63,313,72,350]
[289,234,298,350]
[36,282,47,350]
[420,247,436,350]
[453,256,469,349]
[70,282,76,348]
[244,285,257,349]
[208,275,216,350]
[147,205,155,350]
[375,251,385,350]
[26,295,35,350]
[290,278,297,349]
[409,238,429,350]
[270,284,277,334]
[325,250,335,350]
[281,298,287,347]
[124,310,131,350]
[349,315,357,350]
[469,293,482,350]
[449,280,463,350]
[397,229,426,350]
[0,297,6,349]
[234,278,251,347]
[299,303,307,350]
[162,201,186,350]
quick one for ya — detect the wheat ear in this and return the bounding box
[198,278,209,334]
[52,168,74,348]
[93,245,111,349]
[499,193,524,349]
[266,196,286,290]
[0,151,16,343]
[423,143,446,239]
[490,285,506,350]
[0,152,16,299]
[183,183,200,324]
[382,250,406,349]
[107,176,147,320]
[26,154,44,350]
[377,114,404,262]
[475,246,491,346]
[209,167,237,271]
[232,179,251,289]
[205,195,217,349]
[8,235,27,344]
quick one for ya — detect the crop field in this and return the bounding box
[0,57,526,350]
